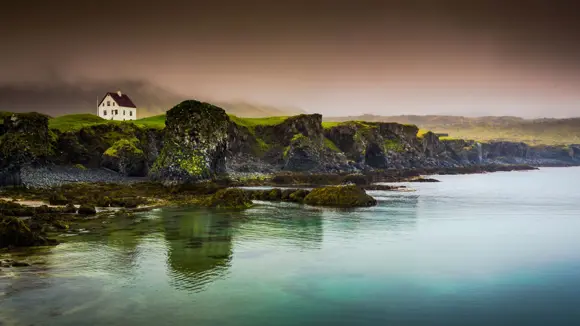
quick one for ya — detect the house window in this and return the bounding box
[130,111,133,117]
[123,110,126,115]
[103,110,107,116]
[107,101,110,106]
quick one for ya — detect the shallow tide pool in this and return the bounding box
[1,167,580,325]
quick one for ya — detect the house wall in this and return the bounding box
[97,94,137,120]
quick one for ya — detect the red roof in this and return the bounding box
[99,92,137,108]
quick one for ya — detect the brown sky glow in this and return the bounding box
[2,0,580,117]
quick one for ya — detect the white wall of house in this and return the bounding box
[97,94,137,121]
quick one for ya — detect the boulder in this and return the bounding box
[78,204,97,215]
[304,185,377,208]
[150,100,230,185]
[200,188,253,209]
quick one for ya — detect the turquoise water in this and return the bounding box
[1,167,580,325]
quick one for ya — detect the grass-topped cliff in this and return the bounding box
[2,102,579,188]
[325,115,580,145]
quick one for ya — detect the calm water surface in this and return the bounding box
[1,167,580,325]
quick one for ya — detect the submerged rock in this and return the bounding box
[304,185,377,208]
[200,188,253,209]
[150,100,230,185]
[0,216,57,248]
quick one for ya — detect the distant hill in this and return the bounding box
[0,80,305,118]
[325,115,580,145]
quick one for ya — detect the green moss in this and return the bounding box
[304,185,377,208]
[324,137,340,152]
[104,138,143,157]
[73,163,87,170]
[384,139,405,152]
[199,188,253,209]
[177,152,208,176]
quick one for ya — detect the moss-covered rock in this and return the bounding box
[102,137,148,176]
[64,203,77,214]
[150,100,230,185]
[0,113,53,186]
[200,188,253,209]
[49,193,69,205]
[303,185,377,208]
[288,189,310,203]
[0,216,57,248]
[78,204,97,215]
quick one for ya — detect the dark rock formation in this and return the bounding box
[78,204,97,215]
[102,138,148,176]
[200,188,253,209]
[0,216,57,248]
[0,113,52,186]
[150,100,230,185]
[304,185,377,208]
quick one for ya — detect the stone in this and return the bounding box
[78,204,97,215]
[150,100,230,185]
[200,188,253,209]
[303,185,377,208]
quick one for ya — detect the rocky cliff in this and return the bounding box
[1,101,579,187]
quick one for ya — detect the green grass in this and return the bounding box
[48,114,107,132]
[134,114,166,129]
[228,115,288,130]
[321,121,341,129]
[47,114,167,132]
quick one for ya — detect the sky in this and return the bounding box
[1,0,580,118]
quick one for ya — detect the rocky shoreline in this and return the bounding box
[1,99,578,249]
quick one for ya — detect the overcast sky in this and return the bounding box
[2,0,580,117]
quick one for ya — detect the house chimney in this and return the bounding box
[117,90,122,96]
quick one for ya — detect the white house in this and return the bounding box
[97,91,137,121]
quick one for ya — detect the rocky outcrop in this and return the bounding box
[150,100,230,185]
[303,185,377,208]
[102,138,148,176]
[255,114,323,146]
[51,123,163,171]
[0,113,53,187]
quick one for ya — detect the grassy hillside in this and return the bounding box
[46,113,289,133]
[48,114,167,132]
[325,115,580,145]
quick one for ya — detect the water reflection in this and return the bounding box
[237,202,324,250]
[161,208,234,292]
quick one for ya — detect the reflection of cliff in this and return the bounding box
[239,204,324,250]
[319,191,420,238]
[162,209,234,292]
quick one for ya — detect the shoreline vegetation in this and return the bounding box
[1,99,578,250]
